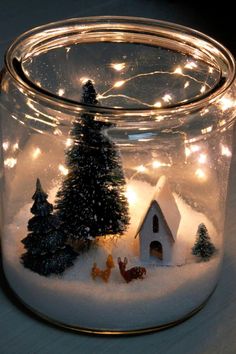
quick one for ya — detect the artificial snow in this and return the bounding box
[2,180,222,331]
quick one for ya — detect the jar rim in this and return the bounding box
[4,16,236,116]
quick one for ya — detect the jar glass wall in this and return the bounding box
[0,17,235,333]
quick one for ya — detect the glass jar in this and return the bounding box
[0,16,235,334]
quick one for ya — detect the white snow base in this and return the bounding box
[2,181,222,331]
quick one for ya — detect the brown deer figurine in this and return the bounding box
[91,254,115,283]
[117,257,146,283]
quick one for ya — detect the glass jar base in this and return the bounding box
[3,274,217,335]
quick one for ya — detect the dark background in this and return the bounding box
[0,0,235,62]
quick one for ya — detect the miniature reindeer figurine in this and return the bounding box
[117,257,146,283]
[91,254,115,283]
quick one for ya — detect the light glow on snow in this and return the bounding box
[125,186,137,206]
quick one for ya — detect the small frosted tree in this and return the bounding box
[192,223,216,261]
[21,179,77,276]
[55,80,129,247]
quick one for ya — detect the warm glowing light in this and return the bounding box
[65,47,71,53]
[185,144,201,157]
[162,94,172,103]
[208,67,214,73]
[174,67,183,74]
[152,161,162,168]
[125,186,137,205]
[135,165,147,173]
[200,108,209,116]
[110,63,126,71]
[2,141,9,151]
[184,81,190,89]
[195,168,206,180]
[198,153,207,164]
[185,147,191,157]
[190,145,200,153]
[153,101,162,108]
[200,85,206,93]
[219,97,235,111]
[201,126,213,134]
[35,81,42,87]
[154,115,165,122]
[221,144,232,157]
[219,119,226,127]
[184,61,197,69]
[4,157,17,168]
[53,128,62,136]
[114,80,125,88]
[58,88,65,96]
[12,142,19,151]
[58,164,69,176]
[152,160,171,168]
[32,147,42,159]
[80,77,91,84]
[65,138,73,147]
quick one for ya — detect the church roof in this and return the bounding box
[135,176,181,240]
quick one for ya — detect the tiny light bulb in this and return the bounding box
[198,153,207,164]
[58,88,65,96]
[65,138,73,147]
[195,168,206,180]
[58,164,69,176]
[221,144,232,157]
[174,67,183,74]
[135,165,147,173]
[114,80,125,88]
[32,147,41,160]
[162,94,172,103]
[2,141,10,151]
[152,160,162,168]
[184,81,190,89]
[111,63,126,71]
[153,101,162,108]
[12,142,19,151]
[4,157,17,168]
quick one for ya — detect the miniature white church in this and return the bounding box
[135,176,185,266]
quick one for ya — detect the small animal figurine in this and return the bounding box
[91,254,115,283]
[117,257,147,283]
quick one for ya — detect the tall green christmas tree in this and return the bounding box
[192,223,216,261]
[21,179,77,276]
[55,80,129,246]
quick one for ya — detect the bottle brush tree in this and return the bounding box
[192,223,216,261]
[55,80,129,248]
[21,178,77,276]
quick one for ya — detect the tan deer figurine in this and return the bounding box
[91,254,115,283]
[117,257,146,283]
